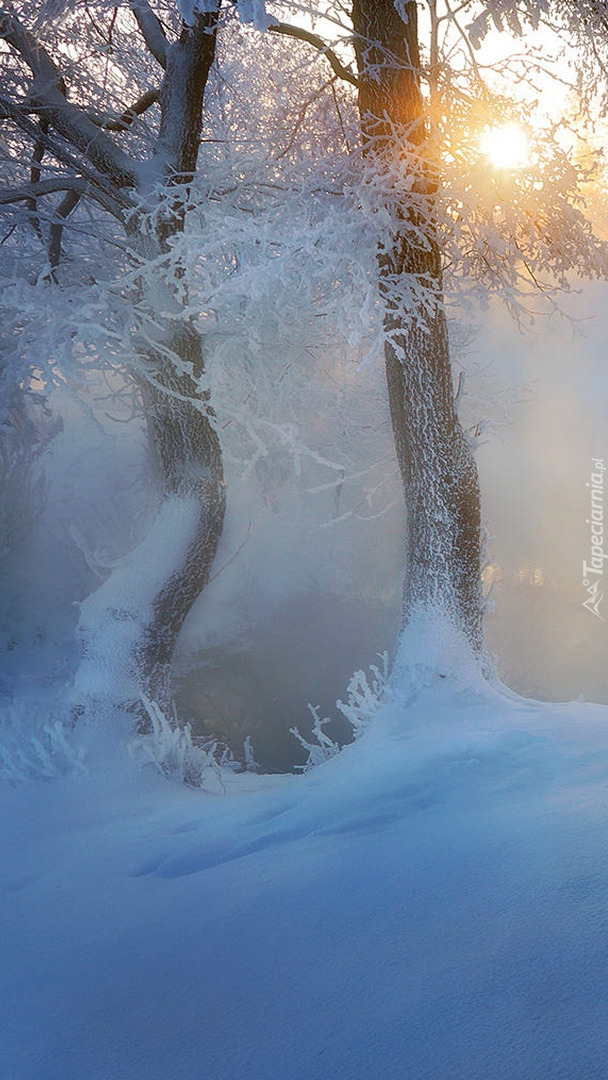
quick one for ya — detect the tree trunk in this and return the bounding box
[1,8,229,722]
[73,315,226,720]
[136,322,226,710]
[351,0,484,654]
[73,10,227,721]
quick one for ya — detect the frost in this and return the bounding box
[291,653,389,771]
[243,734,261,773]
[467,1,549,48]
[337,652,389,737]
[291,705,341,771]
[128,697,225,792]
[177,0,219,25]
[176,0,197,25]
[0,706,87,785]
[235,0,275,31]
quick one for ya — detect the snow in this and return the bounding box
[177,0,274,31]
[72,494,202,709]
[2,666,608,1079]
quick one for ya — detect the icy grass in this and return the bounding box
[0,694,255,791]
[128,697,228,793]
[291,652,389,769]
[0,611,481,788]
[0,645,390,787]
[0,703,87,785]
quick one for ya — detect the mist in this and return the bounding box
[478,283,608,705]
[3,284,607,769]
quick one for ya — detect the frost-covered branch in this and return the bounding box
[291,654,389,771]
[0,178,122,218]
[128,697,226,791]
[0,14,140,188]
[0,12,64,91]
[290,706,341,770]
[128,0,168,69]
[466,0,549,47]
[269,22,359,87]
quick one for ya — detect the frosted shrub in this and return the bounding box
[0,706,87,785]
[292,653,389,771]
[290,705,341,771]
[243,735,261,774]
[337,653,389,738]
[128,697,227,792]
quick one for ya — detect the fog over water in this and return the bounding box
[174,286,608,765]
[478,284,608,707]
[4,285,608,769]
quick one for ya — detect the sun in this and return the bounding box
[480,123,530,170]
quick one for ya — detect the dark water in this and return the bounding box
[176,594,400,772]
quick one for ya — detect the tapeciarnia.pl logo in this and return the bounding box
[582,458,606,621]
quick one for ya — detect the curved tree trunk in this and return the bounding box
[1,7,229,721]
[73,316,226,721]
[352,0,484,654]
[73,10,227,721]
[135,322,226,710]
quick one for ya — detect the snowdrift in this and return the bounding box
[2,671,608,1080]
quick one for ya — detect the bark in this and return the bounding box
[351,0,484,652]
[135,323,226,710]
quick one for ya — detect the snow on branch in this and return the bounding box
[0,12,62,91]
[177,0,273,30]
[467,1,549,48]
[0,178,119,217]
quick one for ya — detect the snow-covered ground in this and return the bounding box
[3,656,608,1080]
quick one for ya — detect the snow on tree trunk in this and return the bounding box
[352,0,484,657]
[67,9,227,721]
[384,270,483,654]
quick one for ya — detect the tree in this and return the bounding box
[0,2,229,717]
[351,0,485,655]
[260,0,608,672]
[3,0,606,739]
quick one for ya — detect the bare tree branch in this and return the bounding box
[0,177,124,217]
[89,88,160,131]
[127,0,168,69]
[49,188,81,268]
[26,117,48,238]
[268,22,358,87]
